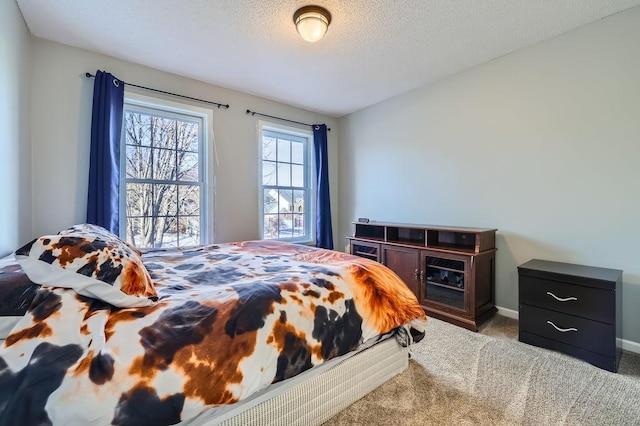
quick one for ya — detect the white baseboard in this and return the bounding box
[620,338,640,354]
[496,306,640,355]
[495,305,519,320]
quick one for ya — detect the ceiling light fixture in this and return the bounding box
[293,5,332,43]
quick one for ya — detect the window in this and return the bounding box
[120,94,211,248]
[259,123,314,243]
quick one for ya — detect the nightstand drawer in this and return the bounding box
[519,331,617,372]
[519,276,614,324]
[519,305,615,358]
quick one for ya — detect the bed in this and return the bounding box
[0,224,427,425]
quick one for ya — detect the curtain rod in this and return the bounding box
[245,109,331,131]
[85,72,230,109]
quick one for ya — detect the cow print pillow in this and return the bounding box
[14,224,157,308]
[58,223,143,256]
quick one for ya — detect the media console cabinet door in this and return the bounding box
[421,250,470,314]
[381,245,420,298]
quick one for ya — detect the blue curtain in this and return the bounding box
[313,124,333,249]
[86,70,124,234]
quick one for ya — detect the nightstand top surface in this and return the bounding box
[518,259,622,283]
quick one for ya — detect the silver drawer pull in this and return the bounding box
[546,320,577,333]
[546,291,577,302]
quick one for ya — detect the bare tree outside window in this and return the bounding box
[122,105,205,248]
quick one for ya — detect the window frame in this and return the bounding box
[258,120,315,245]
[119,91,215,247]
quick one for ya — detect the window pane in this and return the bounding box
[292,214,304,237]
[152,148,177,181]
[178,151,199,182]
[277,163,291,186]
[179,185,200,216]
[154,184,178,216]
[126,216,173,249]
[124,217,142,247]
[177,121,199,152]
[291,141,304,164]
[152,117,175,149]
[178,217,200,247]
[263,136,276,161]
[291,164,304,187]
[125,146,151,179]
[126,183,153,217]
[279,214,293,238]
[263,214,279,239]
[262,161,276,185]
[277,139,291,163]
[154,216,177,248]
[264,189,278,214]
[293,190,305,213]
[278,189,292,213]
[125,112,151,146]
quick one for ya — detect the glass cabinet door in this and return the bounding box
[422,252,469,311]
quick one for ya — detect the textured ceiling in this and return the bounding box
[15,0,640,117]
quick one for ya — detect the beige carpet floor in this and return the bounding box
[324,316,640,426]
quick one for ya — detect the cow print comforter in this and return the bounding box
[0,240,426,425]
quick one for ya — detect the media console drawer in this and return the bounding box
[518,259,622,372]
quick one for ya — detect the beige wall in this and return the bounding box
[0,0,32,256]
[30,39,339,246]
[338,6,640,344]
